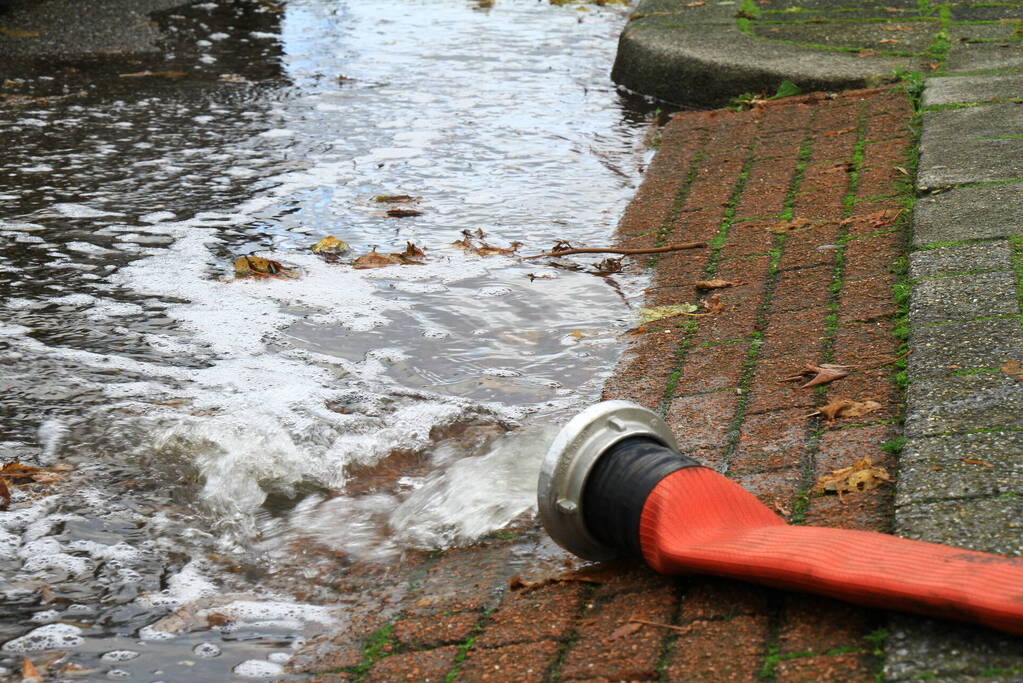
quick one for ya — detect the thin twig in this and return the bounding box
[854,349,912,371]
[523,242,707,260]
[627,618,696,633]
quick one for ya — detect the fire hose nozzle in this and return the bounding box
[537,400,692,561]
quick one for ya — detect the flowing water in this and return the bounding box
[0,0,655,678]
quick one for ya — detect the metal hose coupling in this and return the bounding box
[536,400,699,561]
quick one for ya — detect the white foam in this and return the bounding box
[2,623,84,653]
[101,650,140,662]
[48,203,123,218]
[233,660,284,678]
[140,560,218,608]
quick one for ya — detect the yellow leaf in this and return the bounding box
[0,27,41,38]
[638,304,699,323]
[311,236,349,253]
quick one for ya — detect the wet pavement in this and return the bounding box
[1,0,660,679]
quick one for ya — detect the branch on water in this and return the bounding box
[523,243,708,260]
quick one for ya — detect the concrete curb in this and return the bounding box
[612,0,916,107]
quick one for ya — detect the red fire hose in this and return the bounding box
[537,401,1023,636]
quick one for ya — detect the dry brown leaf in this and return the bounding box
[879,38,900,44]
[352,248,398,270]
[856,49,879,58]
[386,208,423,218]
[784,363,849,388]
[814,456,892,499]
[508,572,604,592]
[703,294,725,314]
[233,256,298,279]
[1000,359,1023,381]
[610,621,644,640]
[961,457,995,467]
[694,279,742,290]
[373,194,419,203]
[0,477,9,510]
[881,24,912,31]
[767,217,812,234]
[685,1,706,5]
[22,656,42,683]
[814,398,882,422]
[401,241,426,259]
[311,236,349,254]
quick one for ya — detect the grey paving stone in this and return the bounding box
[945,41,1023,74]
[922,74,1023,107]
[896,432,1023,506]
[896,496,1023,556]
[909,241,1014,279]
[912,183,1023,246]
[919,104,1023,190]
[905,372,1023,436]
[752,21,935,53]
[950,5,1023,22]
[908,318,1023,380]
[909,272,1019,326]
[884,614,1023,681]
[949,23,1023,43]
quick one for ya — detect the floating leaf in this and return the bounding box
[401,241,426,259]
[352,248,397,270]
[0,477,9,510]
[311,236,349,254]
[234,256,298,279]
[814,398,881,422]
[373,194,418,203]
[452,230,519,257]
[694,279,742,290]
[639,304,699,323]
[813,456,892,499]
[386,208,423,218]
[784,363,849,388]
[22,657,42,683]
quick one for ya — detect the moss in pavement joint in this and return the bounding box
[545,584,597,682]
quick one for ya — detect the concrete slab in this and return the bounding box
[909,272,1019,326]
[908,241,1014,279]
[896,496,1023,557]
[919,104,1023,190]
[885,614,1023,681]
[908,317,1023,379]
[912,183,1023,246]
[752,21,935,54]
[923,73,1023,107]
[905,373,1023,437]
[896,432,1023,506]
[945,42,1023,74]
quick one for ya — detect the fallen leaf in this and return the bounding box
[22,657,42,683]
[386,208,423,218]
[527,273,553,281]
[610,621,644,640]
[813,398,882,421]
[451,230,519,257]
[311,236,349,254]
[0,27,41,38]
[784,363,849,388]
[373,194,419,203]
[508,572,604,592]
[881,24,912,31]
[879,38,900,44]
[400,241,425,259]
[856,49,879,58]
[767,217,812,234]
[593,257,623,275]
[352,248,398,270]
[685,1,706,5]
[961,457,994,467]
[814,456,892,499]
[119,70,187,79]
[694,279,742,290]
[0,477,9,510]
[233,255,298,279]
[570,330,585,339]
[1001,359,1023,381]
[703,294,725,314]
[639,304,700,323]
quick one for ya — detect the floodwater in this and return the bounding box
[0,0,656,678]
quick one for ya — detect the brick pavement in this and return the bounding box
[285,87,915,682]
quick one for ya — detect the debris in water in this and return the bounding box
[352,243,426,269]
[311,236,349,254]
[118,70,187,79]
[451,229,520,257]
[233,256,298,279]
[386,208,423,218]
[373,194,419,203]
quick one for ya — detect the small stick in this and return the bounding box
[627,618,696,633]
[524,242,707,259]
